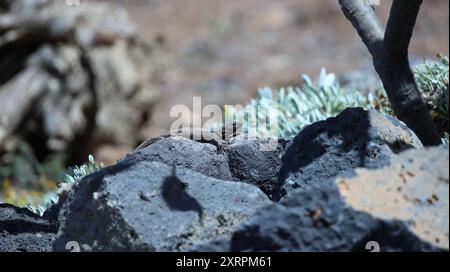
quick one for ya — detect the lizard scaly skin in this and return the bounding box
[135,122,242,153]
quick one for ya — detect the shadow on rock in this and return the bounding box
[275,108,421,201]
[161,165,204,224]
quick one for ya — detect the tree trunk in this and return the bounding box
[339,0,441,146]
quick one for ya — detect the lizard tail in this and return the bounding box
[135,136,164,150]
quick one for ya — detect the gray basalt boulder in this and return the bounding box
[122,137,235,181]
[52,159,270,252]
[276,107,422,200]
[193,146,448,252]
[124,133,287,200]
[225,135,288,199]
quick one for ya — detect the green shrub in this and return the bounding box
[1,142,104,215]
[0,143,63,211]
[229,55,449,144]
[62,155,104,184]
[27,154,104,216]
[227,68,390,138]
[414,54,449,135]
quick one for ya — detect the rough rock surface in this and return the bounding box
[123,134,287,199]
[122,137,234,181]
[336,145,449,250]
[194,146,448,252]
[276,107,422,200]
[0,0,165,162]
[1,105,447,252]
[52,160,270,251]
[225,135,287,199]
[0,204,58,252]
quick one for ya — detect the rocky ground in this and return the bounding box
[1,108,448,252]
[0,0,448,252]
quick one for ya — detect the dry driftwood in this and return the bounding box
[0,0,165,162]
[0,68,48,147]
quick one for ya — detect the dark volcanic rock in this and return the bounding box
[123,137,234,181]
[228,183,440,252]
[124,135,287,200]
[334,145,449,250]
[0,204,58,252]
[276,107,422,200]
[4,106,444,252]
[52,159,270,252]
[194,146,448,252]
[225,136,287,199]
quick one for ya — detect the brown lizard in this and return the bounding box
[135,121,242,153]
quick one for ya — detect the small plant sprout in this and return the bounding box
[63,154,105,184]
[27,154,104,216]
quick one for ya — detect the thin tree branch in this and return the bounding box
[338,0,385,55]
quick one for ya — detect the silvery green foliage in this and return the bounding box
[27,155,104,216]
[233,58,448,141]
[233,68,385,138]
[26,191,58,216]
[442,133,449,146]
[414,55,449,130]
[63,154,104,184]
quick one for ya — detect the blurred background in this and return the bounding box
[0,0,448,208]
[110,0,448,133]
